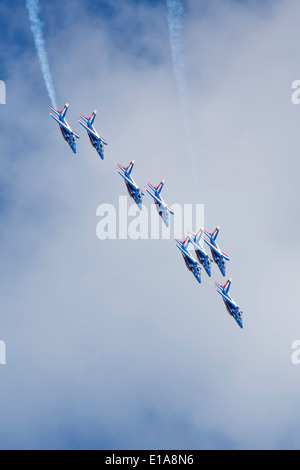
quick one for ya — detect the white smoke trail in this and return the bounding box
[26,0,57,109]
[166,0,202,201]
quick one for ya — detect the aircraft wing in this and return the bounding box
[50,112,71,134]
[146,188,163,206]
[203,237,219,253]
[166,204,175,215]
[203,229,212,238]
[78,119,99,140]
[203,232,229,260]
[117,171,139,191]
[215,287,237,309]
[189,238,212,260]
[146,184,174,214]
[100,137,108,145]
[188,236,202,251]
[175,242,196,265]
[50,106,60,116]
[203,237,229,259]
[78,113,89,124]
[147,182,157,192]
[50,113,79,138]
[117,163,126,172]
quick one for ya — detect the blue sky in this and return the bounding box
[1,0,300,450]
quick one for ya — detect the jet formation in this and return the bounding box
[174,226,244,328]
[50,103,107,158]
[50,102,245,329]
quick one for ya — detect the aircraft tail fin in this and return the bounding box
[183,234,190,247]
[126,160,135,175]
[211,226,220,240]
[195,228,204,242]
[156,180,165,194]
[60,103,69,119]
[174,236,189,248]
[223,278,232,294]
[89,110,97,125]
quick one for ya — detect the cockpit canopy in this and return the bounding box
[237,308,243,319]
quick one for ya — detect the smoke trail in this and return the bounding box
[166,0,202,201]
[26,0,57,109]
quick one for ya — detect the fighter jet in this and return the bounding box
[146,180,174,227]
[117,160,144,210]
[78,110,108,159]
[203,227,229,277]
[188,228,213,277]
[50,103,80,153]
[174,236,201,284]
[214,278,243,329]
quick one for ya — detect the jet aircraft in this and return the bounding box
[188,229,213,277]
[214,278,244,329]
[50,103,80,153]
[174,236,202,284]
[203,227,229,277]
[117,160,144,210]
[146,180,174,227]
[78,110,108,159]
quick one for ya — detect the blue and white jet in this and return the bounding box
[174,236,201,284]
[50,103,80,153]
[78,110,108,160]
[203,227,229,277]
[214,278,244,329]
[117,160,144,210]
[188,228,213,277]
[146,180,174,227]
